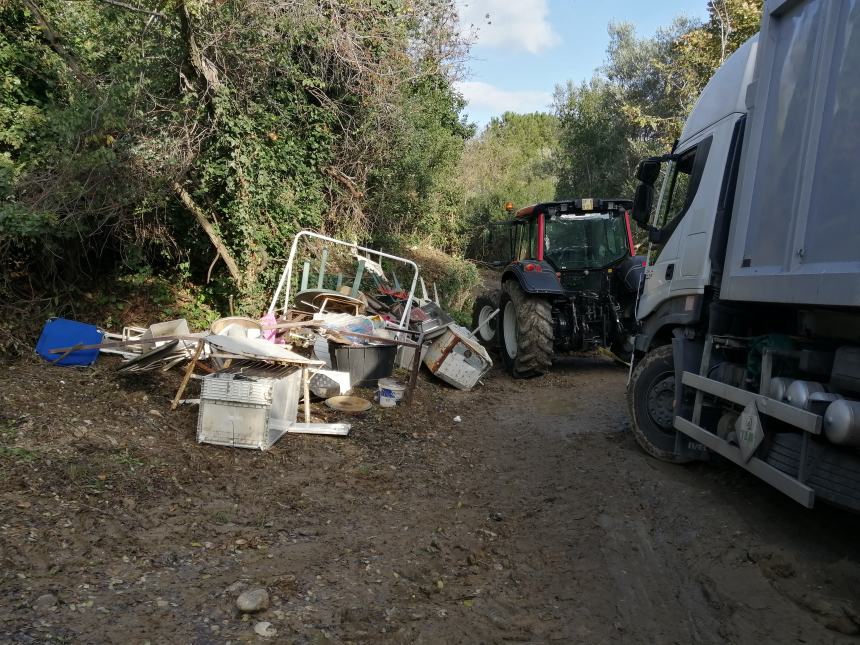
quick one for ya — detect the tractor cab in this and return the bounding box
[509,198,635,277]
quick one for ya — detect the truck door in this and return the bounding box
[637,137,712,318]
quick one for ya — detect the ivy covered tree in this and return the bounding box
[0,0,472,310]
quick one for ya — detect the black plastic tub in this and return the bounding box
[328,342,397,388]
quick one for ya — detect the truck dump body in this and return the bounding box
[722,0,860,307]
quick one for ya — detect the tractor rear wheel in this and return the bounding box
[498,280,553,378]
[471,293,499,346]
[627,344,695,463]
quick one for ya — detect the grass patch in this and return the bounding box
[211,510,232,524]
[0,421,18,439]
[114,449,145,470]
[0,446,37,463]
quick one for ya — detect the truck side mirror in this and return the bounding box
[632,183,653,228]
[635,158,661,185]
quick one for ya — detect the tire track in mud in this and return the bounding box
[465,358,860,644]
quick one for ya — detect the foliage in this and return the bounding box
[553,77,638,199]
[553,0,763,199]
[0,0,473,315]
[366,74,474,252]
[405,246,479,320]
[458,111,560,228]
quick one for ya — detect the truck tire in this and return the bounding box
[627,344,695,463]
[471,293,499,345]
[498,280,553,377]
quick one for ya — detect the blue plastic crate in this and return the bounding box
[35,318,103,366]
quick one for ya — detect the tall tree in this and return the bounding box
[459,111,560,228]
[0,0,471,309]
[552,0,763,199]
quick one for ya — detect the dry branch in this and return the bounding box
[170,180,242,285]
[91,0,167,18]
[23,0,94,89]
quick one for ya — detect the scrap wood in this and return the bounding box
[49,342,85,364]
[404,331,425,406]
[260,320,324,331]
[171,341,204,411]
[48,334,204,354]
[365,294,390,313]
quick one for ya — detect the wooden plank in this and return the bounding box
[326,330,419,348]
[171,341,204,411]
[49,335,204,354]
[404,332,425,406]
[351,259,366,298]
[300,261,310,291]
[316,249,329,289]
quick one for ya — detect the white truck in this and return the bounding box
[628,0,860,510]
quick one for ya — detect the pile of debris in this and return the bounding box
[33,230,495,451]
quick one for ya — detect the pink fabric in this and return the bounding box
[260,312,284,344]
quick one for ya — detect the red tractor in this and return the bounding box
[472,198,645,377]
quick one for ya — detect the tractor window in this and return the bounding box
[510,222,523,260]
[513,220,536,260]
[544,213,627,270]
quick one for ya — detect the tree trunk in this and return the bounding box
[170,180,242,285]
[23,0,94,89]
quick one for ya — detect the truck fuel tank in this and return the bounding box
[825,400,860,449]
[785,380,826,411]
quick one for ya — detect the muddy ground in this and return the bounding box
[1,353,860,644]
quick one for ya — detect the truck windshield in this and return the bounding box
[543,213,628,270]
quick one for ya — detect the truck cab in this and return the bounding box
[627,0,860,512]
[632,36,758,347]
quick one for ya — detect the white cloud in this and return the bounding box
[455,80,552,116]
[457,0,561,54]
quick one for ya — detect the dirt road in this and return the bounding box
[1,355,860,643]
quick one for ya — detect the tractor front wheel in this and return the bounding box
[498,280,553,378]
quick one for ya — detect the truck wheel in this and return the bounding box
[471,293,499,345]
[627,344,694,463]
[498,280,553,377]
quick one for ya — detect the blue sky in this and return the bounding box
[455,0,710,129]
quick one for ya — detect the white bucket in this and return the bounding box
[378,378,406,402]
[379,389,396,407]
